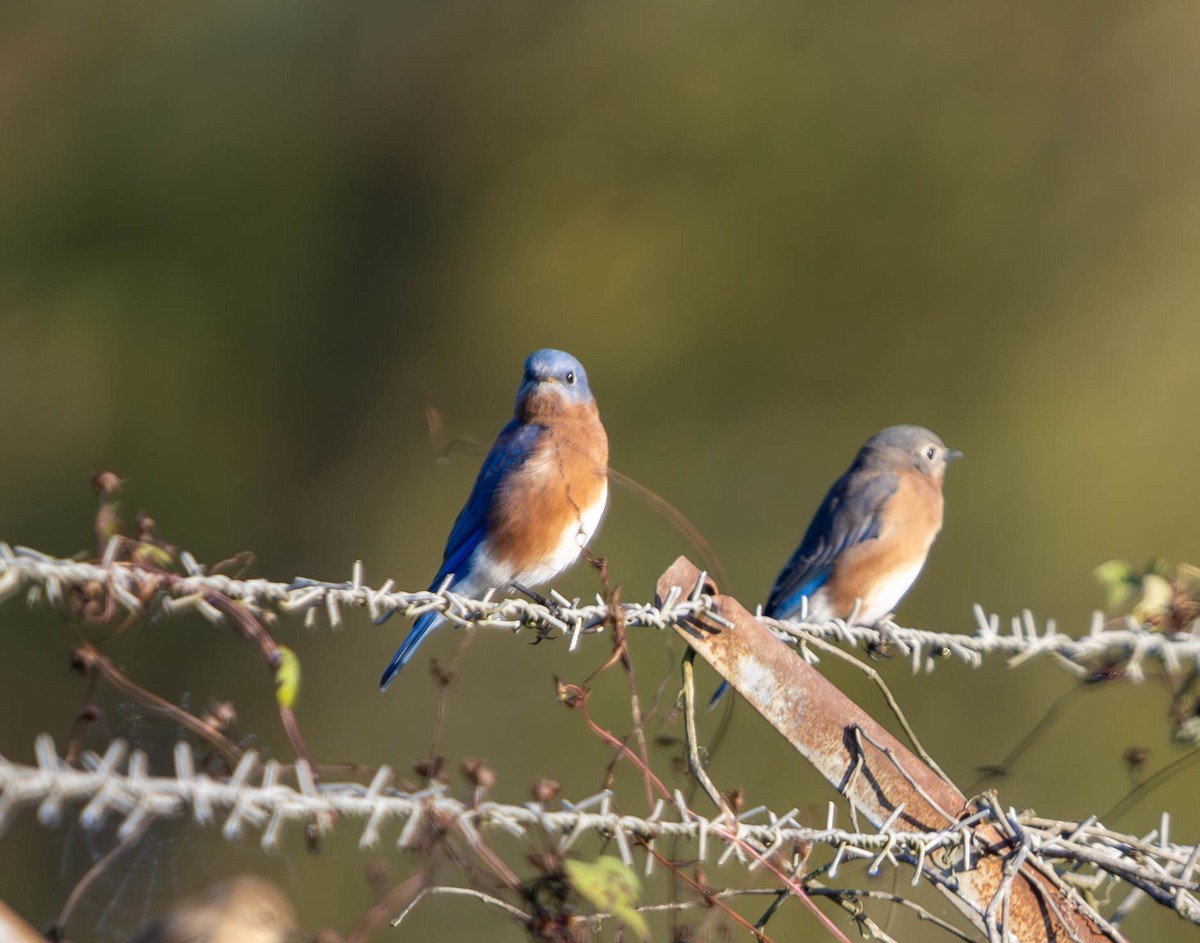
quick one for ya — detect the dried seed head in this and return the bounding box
[91,471,123,497]
[413,756,446,782]
[135,511,157,539]
[531,778,561,804]
[201,700,238,732]
[553,676,584,709]
[1123,745,1150,770]
[461,758,496,790]
[69,647,98,675]
[77,704,102,723]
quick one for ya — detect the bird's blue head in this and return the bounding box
[515,349,594,415]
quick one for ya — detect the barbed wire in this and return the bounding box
[0,542,719,649]
[3,542,1198,682]
[0,735,943,868]
[7,538,1200,939]
[1,731,1197,925]
[767,607,1200,682]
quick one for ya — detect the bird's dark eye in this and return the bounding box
[565,371,576,385]
[925,447,936,461]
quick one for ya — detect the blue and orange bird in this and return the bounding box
[713,424,960,705]
[378,349,609,691]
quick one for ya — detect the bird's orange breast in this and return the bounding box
[824,470,944,619]
[488,399,609,574]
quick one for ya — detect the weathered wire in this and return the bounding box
[0,735,965,864]
[0,734,1197,929]
[0,542,719,640]
[3,543,1197,682]
[6,541,1200,933]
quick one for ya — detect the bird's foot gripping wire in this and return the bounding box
[511,582,567,642]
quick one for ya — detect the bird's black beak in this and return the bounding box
[944,448,963,462]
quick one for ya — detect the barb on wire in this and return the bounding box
[0,735,979,862]
[2,733,1199,931]
[8,525,1200,939]
[4,543,1199,684]
[0,542,714,643]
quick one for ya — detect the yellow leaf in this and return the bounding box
[564,856,649,940]
[1094,560,1137,612]
[275,646,301,708]
[1133,574,1174,625]
[134,542,175,569]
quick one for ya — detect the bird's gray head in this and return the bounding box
[516,349,594,413]
[857,424,962,480]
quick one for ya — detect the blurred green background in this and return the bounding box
[3,1,1200,940]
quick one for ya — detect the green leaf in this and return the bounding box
[564,856,649,940]
[275,645,301,708]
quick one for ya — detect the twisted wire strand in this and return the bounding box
[5,541,1200,925]
[1,735,961,864]
[3,542,1197,681]
[1,733,1198,925]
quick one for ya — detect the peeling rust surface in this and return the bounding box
[658,556,1111,943]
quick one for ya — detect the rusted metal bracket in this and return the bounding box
[658,556,1115,943]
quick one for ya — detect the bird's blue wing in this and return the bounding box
[764,469,898,619]
[710,469,898,709]
[378,420,546,691]
[432,420,546,590]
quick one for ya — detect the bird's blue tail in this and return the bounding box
[708,679,731,709]
[379,611,441,691]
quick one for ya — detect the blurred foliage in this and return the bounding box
[274,647,301,710]
[1095,559,1200,629]
[1094,558,1168,616]
[3,0,1200,940]
[563,857,649,941]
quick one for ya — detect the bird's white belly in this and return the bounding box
[802,558,926,625]
[521,484,608,585]
[859,559,925,623]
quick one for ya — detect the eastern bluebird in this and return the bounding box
[379,349,609,691]
[712,424,960,706]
